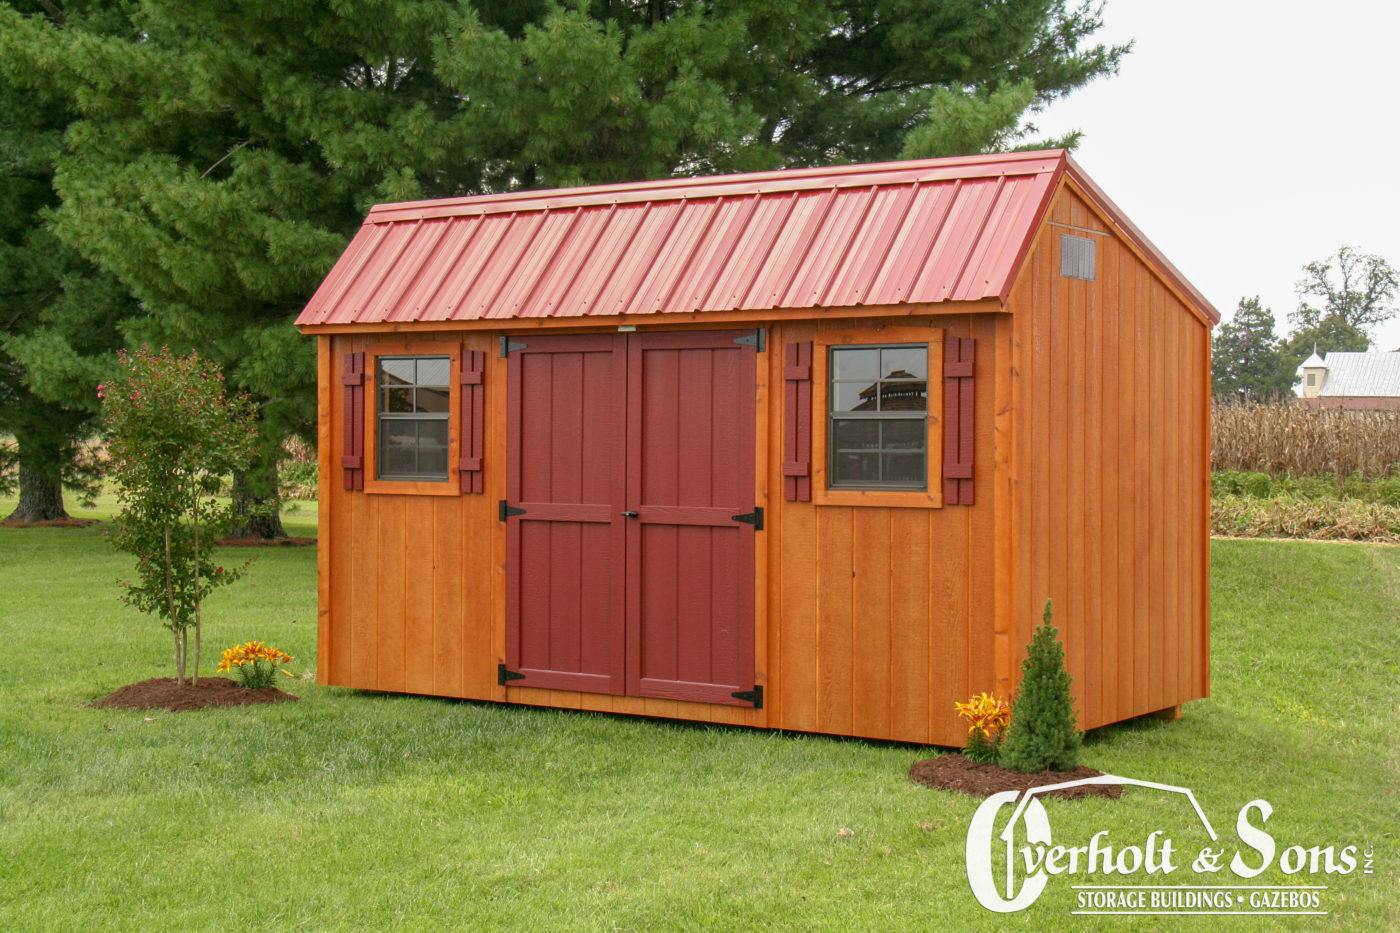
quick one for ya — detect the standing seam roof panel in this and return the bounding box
[377,221,450,323]
[391,219,462,322]
[673,195,762,313]
[705,193,800,311]
[556,203,642,317]
[746,188,839,310]
[950,176,1032,301]
[913,179,998,302]
[524,204,615,318]
[822,183,919,308]
[412,217,489,322]
[779,186,877,310]
[865,182,959,306]
[632,198,725,314]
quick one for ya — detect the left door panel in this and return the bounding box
[505,334,628,694]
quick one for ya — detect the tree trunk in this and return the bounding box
[6,461,68,522]
[231,458,285,539]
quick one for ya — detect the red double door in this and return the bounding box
[504,331,759,707]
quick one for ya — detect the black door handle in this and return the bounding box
[622,510,639,518]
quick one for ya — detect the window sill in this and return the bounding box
[362,476,459,496]
[813,487,943,509]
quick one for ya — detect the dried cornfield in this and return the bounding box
[1211,400,1400,477]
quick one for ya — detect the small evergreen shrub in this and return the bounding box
[1000,600,1081,773]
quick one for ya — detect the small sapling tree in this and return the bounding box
[103,348,258,683]
[1000,600,1082,773]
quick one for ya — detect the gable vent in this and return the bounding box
[1060,234,1096,281]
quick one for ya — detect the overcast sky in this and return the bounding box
[1034,0,1400,350]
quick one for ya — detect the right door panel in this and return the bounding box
[626,331,757,705]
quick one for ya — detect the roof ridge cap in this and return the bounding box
[366,151,1068,221]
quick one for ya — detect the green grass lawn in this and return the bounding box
[0,503,1395,931]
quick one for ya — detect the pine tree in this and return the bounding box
[0,1,1125,533]
[1211,297,1293,401]
[0,1,136,522]
[1000,600,1081,773]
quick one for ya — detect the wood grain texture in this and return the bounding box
[850,507,892,738]
[402,495,436,695]
[316,337,335,685]
[966,314,997,697]
[1005,183,1210,730]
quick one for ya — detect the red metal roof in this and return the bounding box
[296,150,1217,327]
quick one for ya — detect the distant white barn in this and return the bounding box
[1297,350,1400,410]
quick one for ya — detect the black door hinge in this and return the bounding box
[500,337,527,357]
[730,507,763,531]
[734,328,766,352]
[499,500,526,521]
[498,664,526,686]
[731,685,763,708]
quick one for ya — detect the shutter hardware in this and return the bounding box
[499,500,526,521]
[731,686,763,708]
[498,663,526,685]
[730,507,763,531]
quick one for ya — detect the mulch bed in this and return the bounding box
[215,536,316,547]
[1,516,101,528]
[909,754,1123,800]
[91,677,298,712]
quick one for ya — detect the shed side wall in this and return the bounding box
[318,311,1004,745]
[320,331,499,702]
[767,314,1003,748]
[1008,185,1210,731]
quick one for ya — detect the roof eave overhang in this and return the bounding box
[294,297,1008,335]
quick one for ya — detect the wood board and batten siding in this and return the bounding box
[304,150,1217,747]
[1008,181,1211,732]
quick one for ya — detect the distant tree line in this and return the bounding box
[0,0,1126,525]
[1212,247,1399,401]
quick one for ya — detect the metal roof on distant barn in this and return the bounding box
[296,150,1217,327]
[1311,351,1400,397]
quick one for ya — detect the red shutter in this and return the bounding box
[459,349,485,493]
[942,338,975,505]
[341,352,365,491]
[783,341,813,502]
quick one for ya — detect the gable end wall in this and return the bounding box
[1006,182,1211,730]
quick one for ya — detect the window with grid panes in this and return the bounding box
[377,356,450,480]
[828,344,928,489]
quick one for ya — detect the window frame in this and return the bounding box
[363,341,461,496]
[812,326,944,509]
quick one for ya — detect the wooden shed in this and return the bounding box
[295,150,1218,746]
